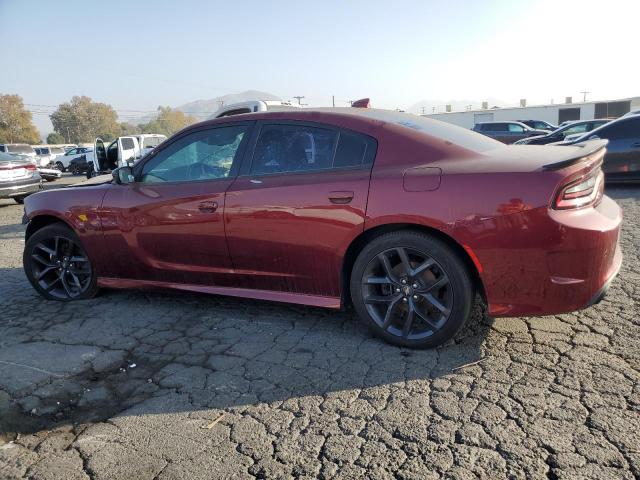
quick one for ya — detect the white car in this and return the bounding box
[210,100,302,119]
[54,146,93,171]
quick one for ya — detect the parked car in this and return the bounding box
[0,143,40,164]
[556,115,640,183]
[514,119,611,145]
[621,109,640,118]
[472,121,548,144]
[54,147,93,171]
[86,135,167,178]
[34,146,66,164]
[210,100,302,119]
[0,152,42,204]
[22,109,621,348]
[517,120,557,131]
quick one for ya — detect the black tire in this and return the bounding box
[350,231,474,348]
[13,196,25,204]
[23,223,98,301]
[55,161,65,172]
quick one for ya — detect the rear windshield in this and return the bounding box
[356,110,502,152]
[7,144,34,154]
[141,136,165,148]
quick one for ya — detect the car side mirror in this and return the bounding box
[112,166,134,184]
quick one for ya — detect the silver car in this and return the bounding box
[0,152,43,204]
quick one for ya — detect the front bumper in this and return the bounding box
[0,179,43,199]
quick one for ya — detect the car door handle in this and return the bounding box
[198,201,218,213]
[328,191,354,204]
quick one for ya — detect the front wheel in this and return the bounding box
[23,223,98,301]
[55,161,65,172]
[350,231,474,348]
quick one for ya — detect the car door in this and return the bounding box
[225,121,376,298]
[99,123,253,286]
[596,117,640,179]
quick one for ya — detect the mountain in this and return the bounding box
[175,90,281,119]
[407,97,510,115]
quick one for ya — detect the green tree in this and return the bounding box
[50,96,119,144]
[46,132,66,144]
[0,94,41,144]
[140,106,197,136]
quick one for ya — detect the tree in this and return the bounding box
[140,106,197,136]
[0,94,40,144]
[119,122,141,136]
[46,132,66,144]
[50,96,119,144]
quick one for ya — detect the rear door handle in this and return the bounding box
[328,191,354,204]
[198,201,218,213]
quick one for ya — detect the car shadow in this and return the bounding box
[0,266,492,442]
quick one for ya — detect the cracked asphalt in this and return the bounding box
[0,176,638,479]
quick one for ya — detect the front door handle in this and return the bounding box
[198,201,218,213]
[328,191,354,204]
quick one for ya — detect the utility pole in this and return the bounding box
[293,96,306,106]
[332,95,335,107]
[348,100,354,106]
[580,91,590,102]
[420,106,426,115]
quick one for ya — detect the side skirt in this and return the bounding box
[97,277,342,309]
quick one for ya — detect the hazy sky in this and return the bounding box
[1,0,638,134]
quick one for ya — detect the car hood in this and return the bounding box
[65,174,113,187]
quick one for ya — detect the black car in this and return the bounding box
[472,121,548,144]
[559,115,640,183]
[517,119,557,131]
[68,154,90,175]
[0,152,42,204]
[515,119,611,145]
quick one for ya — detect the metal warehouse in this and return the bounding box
[424,96,640,129]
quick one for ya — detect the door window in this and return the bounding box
[251,125,337,174]
[563,123,589,136]
[249,124,375,175]
[140,126,248,183]
[121,137,135,150]
[508,123,525,133]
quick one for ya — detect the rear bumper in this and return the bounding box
[0,179,42,199]
[482,195,623,317]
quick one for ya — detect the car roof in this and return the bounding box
[187,108,503,153]
[570,115,637,142]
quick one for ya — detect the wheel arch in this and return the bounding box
[341,223,486,307]
[25,214,75,241]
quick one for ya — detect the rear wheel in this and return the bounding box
[13,196,25,205]
[55,161,65,172]
[350,231,473,348]
[23,224,98,301]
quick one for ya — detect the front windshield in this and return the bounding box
[7,144,34,154]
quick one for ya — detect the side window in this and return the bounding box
[508,123,525,133]
[121,138,135,150]
[250,125,337,174]
[66,149,76,155]
[563,123,589,136]
[600,118,640,140]
[140,126,248,183]
[334,131,375,167]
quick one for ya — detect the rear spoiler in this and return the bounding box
[542,139,608,171]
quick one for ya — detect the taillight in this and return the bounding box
[25,164,37,171]
[553,169,604,210]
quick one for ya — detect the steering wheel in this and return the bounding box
[187,162,226,180]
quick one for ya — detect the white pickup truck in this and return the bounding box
[80,134,166,177]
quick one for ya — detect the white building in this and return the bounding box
[424,96,640,129]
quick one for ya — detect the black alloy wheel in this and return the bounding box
[24,224,98,301]
[351,231,473,348]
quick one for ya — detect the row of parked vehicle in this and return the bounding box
[0,134,167,204]
[473,112,640,182]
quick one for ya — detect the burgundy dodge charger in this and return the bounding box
[22,109,622,348]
